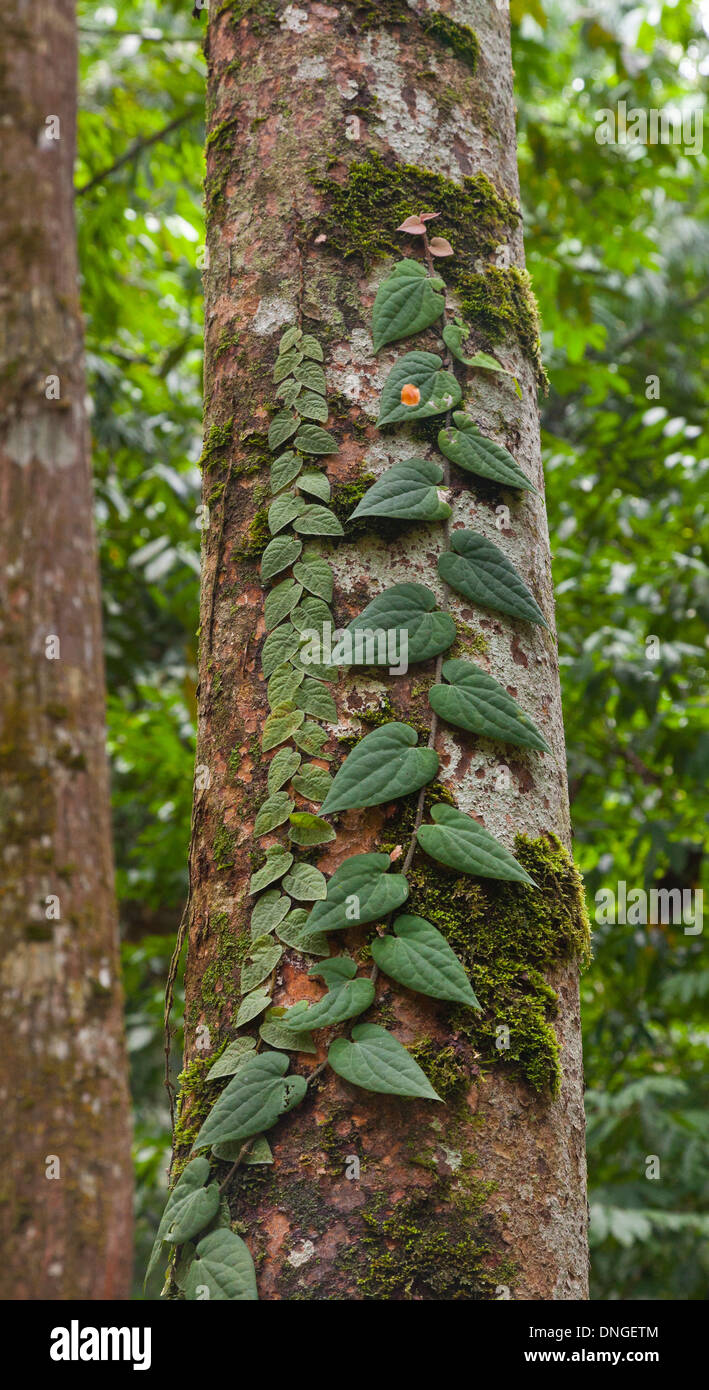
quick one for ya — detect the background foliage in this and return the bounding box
[77,0,708,1297]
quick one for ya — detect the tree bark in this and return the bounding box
[0,0,133,1299]
[178,0,589,1300]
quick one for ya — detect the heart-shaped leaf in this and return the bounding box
[289,812,336,846]
[293,504,343,536]
[347,582,456,665]
[282,862,328,901]
[304,853,409,934]
[184,1228,258,1301]
[319,722,438,815]
[250,890,291,938]
[207,1037,257,1080]
[293,556,334,600]
[267,664,304,709]
[286,974,375,1030]
[241,935,283,992]
[268,492,306,535]
[377,351,461,426]
[299,391,329,422]
[165,1180,221,1244]
[294,360,327,394]
[293,720,332,756]
[267,745,302,793]
[438,416,535,492]
[235,987,271,1028]
[438,531,549,628]
[279,326,302,353]
[259,1008,318,1053]
[275,379,303,409]
[441,331,521,394]
[417,804,536,884]
[261,624,302,677]
[299,334,324,361]
[276,908,330,956]
[144,1157,213,1294]
[328,1023,441,1100]
[268,410,299,450]
[294,679,337,721]
[261,535,303,584]
[371,915,479,1006]
[294,425,337,455]
[372,260,446,351]
[191,1051,302,1152]
[292,763,333,801]
[273,347,303,382]
[350,457,451,522]
[249,845,293,894]
[264,578,303,631]
[261,705,305,753]
[270,451,302,492]
[253,790,294,835]
[297,471,331,502]
[428,658,551,752]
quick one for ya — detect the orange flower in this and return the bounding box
[400,383,420,406]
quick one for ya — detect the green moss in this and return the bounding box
[456,265,543,374]
[350,3,479,72]
[172,1056,221,1173]
[232,506,270,562]
[330,472,376,530]
[408,1039,468,1103]
[199,418,233,471]
[213,821,236,871]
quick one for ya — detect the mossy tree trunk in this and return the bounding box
[0,0,133,1298]
[178,0,589,1299]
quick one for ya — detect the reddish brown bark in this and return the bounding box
[0,0,133,1299]
[177,0,588,1300]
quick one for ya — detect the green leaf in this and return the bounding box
[242,1135,274,1165]
[235,987,271,1028]
[428,658,551,752]
[184,1228,258,1301]
[259,1008,318,1053]
[294,424,337,455]
[275,379,303,409]
[290,595,332,633]
[299,334,323,361]
[273,348,303,383]
[261,624,302,678]
[310,956,357,987]
[286,973,375,1030]
[293,557,334,601]
[371,915,480,1006]
[207,1037,257,1080]
[253,790,294,835]
[241,935,283,992]
[441,330,522,395]
[304,852,409,935]
[191,1051,297,1152]
[261,704,305,753]
[350,457,451,523]
[298,391,329,423]
[165,1180,221,1244]
[282,862,328,901]
[279,326,302,353]
[294,678,337,721]
[293,504,344,536]
[250,890,291,938]
[144,1157,212,1294]
[267,744,302,792]
[249,845,293,893]
[297,471,331,502]
[276,908,330,956]
[347,581,456,664]
[438,416,535,492]
[293,720,332,756]
[268,492,306,535]
[292,763,333,801]
[268,410,299,450]
[263,578,303,631]
[270,451,303,493]
[417,804,536,884]
[377,351,462,426]
[438,531,549,628]
[267,664,304,710]
[372,259,446,350]
[294,359,327,393]
[320,722,438,815]
[289,811,336,846]
[328,1023,441,1100]
[261,535,303,584]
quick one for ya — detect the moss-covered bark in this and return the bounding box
[178,0,589,1300]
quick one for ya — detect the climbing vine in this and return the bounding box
[148,213,555,1301]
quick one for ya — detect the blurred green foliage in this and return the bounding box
[78,0,707,1298]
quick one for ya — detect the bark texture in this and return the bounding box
[0,0,133,1298]
[179,0,589,1300]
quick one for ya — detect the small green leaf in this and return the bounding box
[165,1179,221,1244]
[282,862,328,901]
[253,790,294,835]
[294,679,337,721]
[297,471,331,502]
[293,557,334,601]
[438,531,549,628]
[270,451,303,493]
[320,722,438,815]
[428,658,551,752]
[286,974,375,1030]
[250,890,291,938]
[242,1135,274,1165]
[294,359,327,393]
[371,915,480,1006]
[268,410,299,450]
[261,624,302,678]
[292,763,333,801]
[249,846,293,893]
[276,908,330,956]
[267,745,302,793]
[273,348,303,383]
[372,259,446,350]
[304,852,409,934]
[261,535,303,584]
[279,326,302,353]
[293,504,344,536]
[350,457,450,523]
[235,988,271,1028]
[241,935,283,992]
[417,803,536,884]
[184,1228,258,1301]
[263,578,303,631]
[293,720,332,756]
[267,663,305,709]
[294,425,337,455]
[438,416,535,492]
[207,1037,257,1080]
[377,350,461,426]
[299,334,324,361]
[259,1008,318,1053]
[298,391,329,422]
[328,1023,441,1100]
[268,492,306,535]
[144,1158,212,1295]
[290,595,332,633]
[347,582,456,665]
[275,379,303,409]
[262,703,305,753]
[289,811,336,846]
[441,329,522,395]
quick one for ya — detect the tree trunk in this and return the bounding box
[177,0,589,1300]
[0,0,133,1299]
